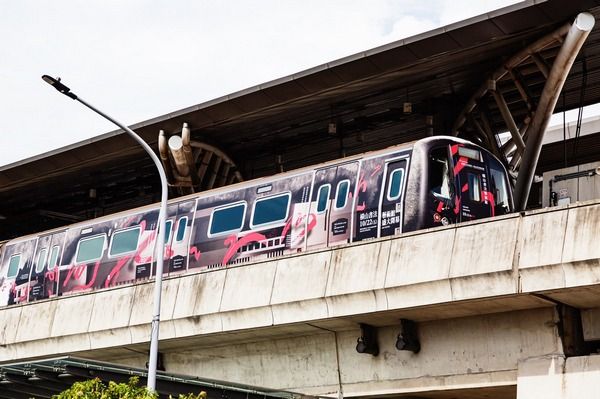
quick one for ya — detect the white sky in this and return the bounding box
[0,0,561,168]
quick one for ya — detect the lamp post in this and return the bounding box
[42,75,168,392]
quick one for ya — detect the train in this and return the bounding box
[0,136,513,307]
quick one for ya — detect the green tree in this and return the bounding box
[52,376,207,399]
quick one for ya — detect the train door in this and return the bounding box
[29,230,66,301]
[307,161,359,249]
[378,158,408,237]
[163,199,196,275]
[452,145,493,221]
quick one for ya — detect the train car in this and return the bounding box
[0,136,513,307]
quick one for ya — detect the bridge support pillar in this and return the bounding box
[517,355,600,399]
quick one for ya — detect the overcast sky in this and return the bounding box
[0,0,534,167]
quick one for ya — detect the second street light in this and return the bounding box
[42,75,168,392]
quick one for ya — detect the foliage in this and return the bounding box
[52,377,155,399]
[52,376,207,399]
[176,393,207,399]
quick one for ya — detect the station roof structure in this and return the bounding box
[2,0,600,239]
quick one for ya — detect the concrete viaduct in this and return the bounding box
[2,199,600,399]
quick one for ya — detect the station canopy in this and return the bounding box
[2,0,600,239]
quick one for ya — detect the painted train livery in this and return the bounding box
[0,136,513,307]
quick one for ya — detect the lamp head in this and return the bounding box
[41,75,78,99]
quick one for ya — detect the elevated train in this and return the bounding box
[0,136,513,307]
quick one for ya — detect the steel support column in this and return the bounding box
[513,13,595,210]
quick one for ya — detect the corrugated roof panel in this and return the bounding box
[200,101,246,123]
[536,0,600,22]
[365,45,419,72]
[0,174,10,186]
[229,90,276,113]
[326,56,381,82]
[72,145,105,162]
[169,109,215,130]
[447,20,507,48]
[492,7,553,34]
[405,34,462,59]
[260,80,311,104]
[293,69,345,93]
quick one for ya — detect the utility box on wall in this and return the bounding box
[542,161,600,207]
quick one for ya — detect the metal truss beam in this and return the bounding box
[452,12,595,210]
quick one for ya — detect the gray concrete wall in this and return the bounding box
[2,199,600,396]
[517,355,600,399]
[105,308,560,397]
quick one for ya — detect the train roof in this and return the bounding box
[2,0,600,240]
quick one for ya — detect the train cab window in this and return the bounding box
[75,234,106,264]
[334,180,350,209]
[251,193,291,227]
[316,184,331,213]
[109,227,141,257]
[164,220,173,243]
[209,202,246,236]
[429,147,454,200]
[175,217,188,242]
[490,162,511,215]
[7,254,21,278]
[387,169,405,201]
[467,173,481,202]
[35,248,48,273]
[48,245,60,270]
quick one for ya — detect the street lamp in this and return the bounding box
[42,75,168,392]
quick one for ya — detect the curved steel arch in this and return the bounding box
[159,123,244,195]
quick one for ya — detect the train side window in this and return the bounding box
[164,220,173,243]
[175,217,188,242]
[467,173,481,202]
[7,254,21,278]
[316,184,331,214]
[429,147,454,200]
[209,202,246,237]
[35,247,48,273]
[334,180,350,210]
[251,193,291,228]
[75,234,106,264]
[48,245,60,270]
[387,169,405,201]
[109,227,141,257]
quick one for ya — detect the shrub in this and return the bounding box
[52,376,207,399]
